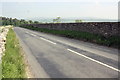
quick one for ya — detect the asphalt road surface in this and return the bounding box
[14,27,119,78]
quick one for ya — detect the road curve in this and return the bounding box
[14,27,119,78]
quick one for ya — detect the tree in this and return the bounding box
[34,21,39,24]
[28,20,33,24]
[0,16,35,26]
[53,17,61,23]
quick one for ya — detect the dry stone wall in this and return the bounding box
[24,22,119,37]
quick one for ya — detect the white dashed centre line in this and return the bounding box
[30,33,36,37]
[40,37,56,44]
[67,48,120,72]
[26,32,56,44]
[26,31,29,33]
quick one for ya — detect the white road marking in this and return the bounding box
[30,33,36,37]
[67,49,120,72]
[26,31,29,33]
[26,32,56,44]
[40,37,56,44]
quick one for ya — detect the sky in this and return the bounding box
[0,0,119,20]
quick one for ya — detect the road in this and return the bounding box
[14,27,119,78]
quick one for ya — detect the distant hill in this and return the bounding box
[26,17,117,23]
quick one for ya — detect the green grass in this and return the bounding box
[0,62,1,79]
[2,28,26,78]
[20,25,120,48]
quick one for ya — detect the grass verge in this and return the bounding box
[0,62,1,79]
[20,25,120,49]
[2,28,26,78]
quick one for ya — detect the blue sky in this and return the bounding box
[0,0,119,19]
